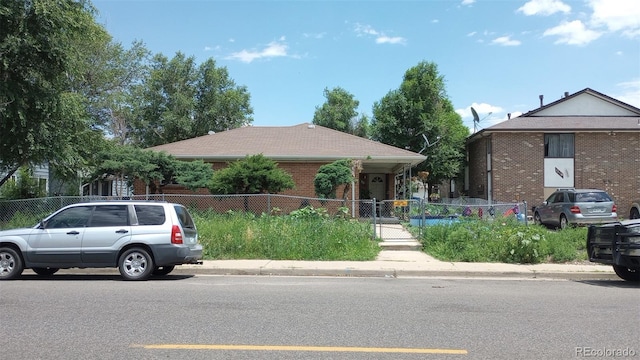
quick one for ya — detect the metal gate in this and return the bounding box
[371,199,423,240]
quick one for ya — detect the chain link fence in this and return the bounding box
[0,194,527,229]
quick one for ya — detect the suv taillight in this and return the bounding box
[171,225,183,244]
[570,206,581,214]
[612,204,617,213]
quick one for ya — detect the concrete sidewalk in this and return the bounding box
[178,224,617,280]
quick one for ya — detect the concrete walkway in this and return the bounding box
[178,223,617,280]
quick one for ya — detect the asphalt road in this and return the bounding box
[1,274,638,360]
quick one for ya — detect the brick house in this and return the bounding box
[142,123,426,204]
[466,88,640,218]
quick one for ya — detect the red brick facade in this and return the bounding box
[133,161,371,202]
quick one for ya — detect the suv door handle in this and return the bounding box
[115,229,129,234]
[67,231,80,235]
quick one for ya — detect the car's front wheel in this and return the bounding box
[32,267,59,276]
[612,265,640,282]
[118,248,154,281]
[631,207,640,220]
[152,265,175,276]
[0,247,24,280]
[533,212,542,226]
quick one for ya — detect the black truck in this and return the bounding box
[587,219,640,282]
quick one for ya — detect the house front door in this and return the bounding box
[368,174,386,201]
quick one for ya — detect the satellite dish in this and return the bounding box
[471,107,480,123]
[419,134,441,154]
[471,107,480,133]
[470,107,492,133]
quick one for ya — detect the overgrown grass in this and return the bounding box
[0,212,44,230]
[193,208,380,261]
[418,218,588,264]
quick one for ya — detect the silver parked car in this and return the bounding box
[533,188,618,229]
[0,201,203,280]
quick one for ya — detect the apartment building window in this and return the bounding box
[544,134,574,158]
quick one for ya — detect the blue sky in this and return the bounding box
[93,0,640,131]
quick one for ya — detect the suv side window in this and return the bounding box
[46,206,93,229]
[88,205,129,227]
[550,193,562,203]
[134,205,166,225]
[566,192,575,203]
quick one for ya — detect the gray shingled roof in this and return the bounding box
[149,123,426,167]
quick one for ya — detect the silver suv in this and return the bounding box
[0,201,202,280]
[533,189,617,229]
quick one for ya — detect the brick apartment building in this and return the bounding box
[466,88,640,218]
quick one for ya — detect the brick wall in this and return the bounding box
[467,131,640,218]
[467,137,488,198]
[491,132,545,210]
[134,160,360,201]
[574,132,640,217]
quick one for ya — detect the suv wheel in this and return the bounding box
[612,265,640,282]
[559,215,569,230]
[118,248,154,281]
[0,247,24,280]
[631,207,640,220]
[32,267,59,276]
[533,212,542,226]
[152,265,175,276]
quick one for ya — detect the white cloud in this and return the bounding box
[461,0,475,5]
[467,31,477,37]
[613,79,640,107]
[517,0,571,16]
[226,38,289,63]
[457,103,508,131]
[543,20,602,45]
[457,103,503,119]
[588,0,640,38]
[354,23,407,45]
[376,36,407,45]
[491,36,521,46]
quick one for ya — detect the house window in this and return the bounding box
[544,134,574,158]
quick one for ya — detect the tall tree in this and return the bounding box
[130,53,253,147]
[193,59,253,134]
[130,52,198,147]
[313,87,368,137]
[371,61,469,186]
[0,0,106,188]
